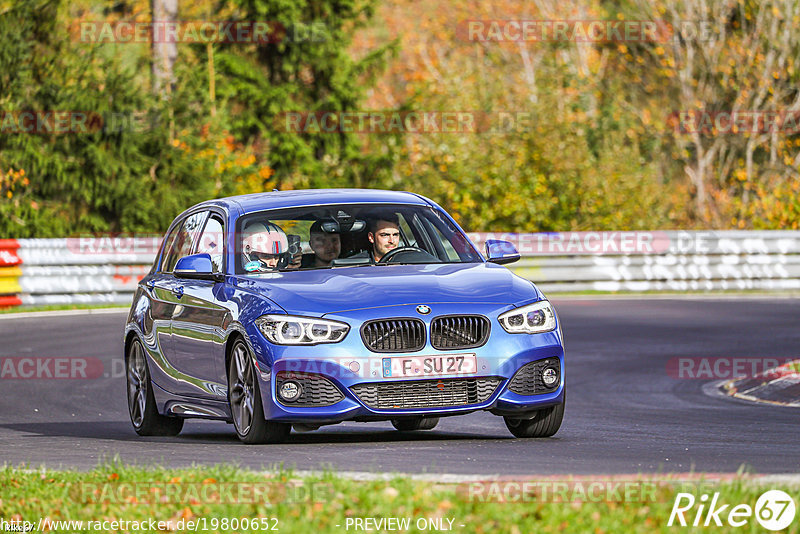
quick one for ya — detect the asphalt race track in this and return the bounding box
[1,298,798,475]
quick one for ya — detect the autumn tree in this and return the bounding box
[628,0,800,225]
[211,0,399,191]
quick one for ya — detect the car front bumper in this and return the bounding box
[252,302,565,424]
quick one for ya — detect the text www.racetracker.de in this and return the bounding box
[0,517,280,532]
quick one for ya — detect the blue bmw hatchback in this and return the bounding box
[124,189,565,443]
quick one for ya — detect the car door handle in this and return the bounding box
[172,286,184,299]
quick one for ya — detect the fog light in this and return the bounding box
[542,367,558,387]
[279,381,302,402]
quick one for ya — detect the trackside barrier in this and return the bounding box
[0,231,799,309]
[0,238,156,308]
[0,239,23,307]
[469,230,800,293]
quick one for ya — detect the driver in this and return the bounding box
[241,221,290,272]
[367,215,401,262]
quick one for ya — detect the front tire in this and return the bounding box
[391,416,439,431]
[504,399,564,438]
[126,338,184,436]
[228,339,290,444]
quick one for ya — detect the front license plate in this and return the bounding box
[381,353,477,378]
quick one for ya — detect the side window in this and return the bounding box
[422,209,480,261]
[157,223,181,272]
[396,214,416,248]
[427,223,460,261]
[163,211,208,272]
[196,215,224,273]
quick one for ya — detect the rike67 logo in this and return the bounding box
[668,490,796,530]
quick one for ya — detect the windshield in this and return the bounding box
[235,203,481,274]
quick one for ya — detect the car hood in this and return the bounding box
[233,262,540,316]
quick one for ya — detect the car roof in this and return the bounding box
[192,189,431,215]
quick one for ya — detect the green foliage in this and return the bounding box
[357,0,800,230]
[2,464,800,533]
[0,1,220,236]
[212,0,399,190]
[2,0,799,236]
[0,0,396,237]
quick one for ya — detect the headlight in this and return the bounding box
[498,300,556,334]
[256,315,349,345]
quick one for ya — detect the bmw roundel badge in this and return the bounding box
[416,305,431,315]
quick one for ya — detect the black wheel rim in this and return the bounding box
[230,342,254,435]
[127,341,147,428]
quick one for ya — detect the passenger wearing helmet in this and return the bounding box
[241,222,290,272]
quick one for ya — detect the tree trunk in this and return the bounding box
[151,0,178,95]
[688,131,708,220]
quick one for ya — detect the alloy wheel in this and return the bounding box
[230,342,255,435]
[127,340,148,428]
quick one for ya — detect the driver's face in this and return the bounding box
[369,220,401,261]
[252,252,280,268]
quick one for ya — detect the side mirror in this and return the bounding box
[174,253,223,281]
[485,239,520,265]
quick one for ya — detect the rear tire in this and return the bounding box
[504,399,564,438]
[126,338,184,436]
[391,416,439,431]
[228,339,290,444]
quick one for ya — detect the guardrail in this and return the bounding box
[1,231,799,308]
[0,238,154,307]
[467,230,800,293]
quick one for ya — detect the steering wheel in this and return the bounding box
[377,246,429,264]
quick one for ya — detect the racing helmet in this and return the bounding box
[241,222,289,271]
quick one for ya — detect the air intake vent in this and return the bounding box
[431,315,490,349]
[351,377,501,409]
[361,318,426,353]
[508,358,560,395]
[275,372,344,406]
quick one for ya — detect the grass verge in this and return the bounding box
[0,304,129,315]
[1,463,798,533]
